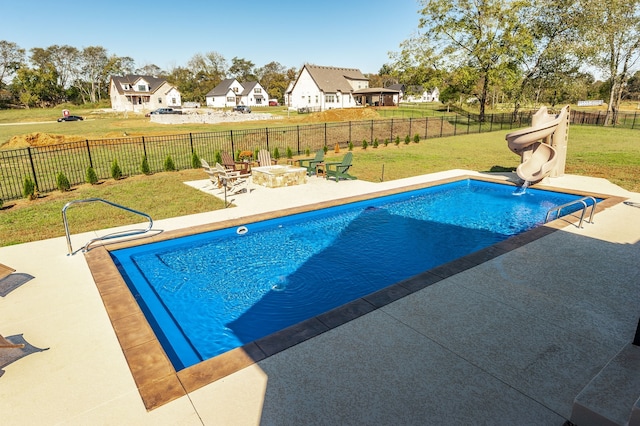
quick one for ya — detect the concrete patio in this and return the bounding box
[0,170,638,425]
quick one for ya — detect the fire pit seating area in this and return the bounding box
[251,165,308,188]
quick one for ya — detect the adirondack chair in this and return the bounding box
[297,150,324,175]
[221,152,250,174]
[325,152,356,182]
[257,149,277,166]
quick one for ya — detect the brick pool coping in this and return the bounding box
[83,175,625,410]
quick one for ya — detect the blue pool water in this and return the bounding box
[111,179,592,370]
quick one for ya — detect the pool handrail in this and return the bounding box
[544,196,597,228]
[62,198,154,255]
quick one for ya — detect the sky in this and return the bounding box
[1,0,422,75]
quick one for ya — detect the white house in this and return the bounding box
[405,86,440,103]
[205,78,244,108]
[205,79,268,108]
[287,64,368,110]
[109,75,181,112]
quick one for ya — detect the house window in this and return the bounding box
[171,98,176,104]
[325,95,336,103]
[233,87,238,93]
[315,95,318,104]
[137,84,147,91]
[254,88,262,93]
[227,96,235,102]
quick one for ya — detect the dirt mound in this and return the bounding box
[3,132,84,149]
[298,108,380,122]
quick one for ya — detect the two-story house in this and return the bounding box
[286,64,368,111]
[109,75,181,112]
[205,79,268,108]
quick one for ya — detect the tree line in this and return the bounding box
[0,0,638,123]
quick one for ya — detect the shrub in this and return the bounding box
[362,139,368,150]
[215,151,223,165]
[384,138,389,146]
[323,145,329,154]
[86,167,98,184]
[164,155,176,171]
[404,135,411,145]
[286,147,293,159]
[191,151,200,169]
[348,141,354,151]
[140,156,151,175]
[111,159,122,180]
[23,176,36,200]
[395,136,401,146]
[254,147,260,159]
[56,172,71,192]
[414,134,420,143]
[373,138,379,148]
[273,147,280,160]
[305,147,311,156]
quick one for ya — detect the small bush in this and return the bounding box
[56,172,71,192]
[23,176,36,200]
[362,139,368,150]
[140,156,151,175]
[86,167,98,184]
[384,138,389,146]
[254,147,260,159]
[373,139,379,148]
[348,141,354,151]
[164,155,176,171]
[215,151,223,165]
[395,136,401,146]
[273,147,280,160]
[414,134,420,143]
[191,151,200,169]
[111,159,122,180]
[404,135,411,145]
[323,145,329,154]
[286,147,293,159]
[305,147,311,156]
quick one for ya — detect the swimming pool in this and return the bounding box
[110,178,595,371]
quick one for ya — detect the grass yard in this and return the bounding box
[1,124,638,247]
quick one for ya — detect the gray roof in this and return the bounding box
[303,65,367,93]
[240,81,259,96]
[206,78,237,97]
[110,75,169,95]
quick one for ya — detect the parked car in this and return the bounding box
[268,100,279,106]
[146,108,182,117]
[233,105,251,113]
[57,115,83,122]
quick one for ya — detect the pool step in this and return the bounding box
[570,343,640,426]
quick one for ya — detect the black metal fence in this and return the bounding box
[0,108,636,201]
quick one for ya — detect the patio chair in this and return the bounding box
[325,152,356,182]
[221,152,250,174]
[297,150,324,175]
[214,163,251,195]
[0,263,15,281]
[201,158,222,186]
[0,333,24,349]
[257,150,277,167]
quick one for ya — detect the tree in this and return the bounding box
[135,63,164,76]
[415,0,533,120]
[0,40,25,87]
[229,57,256,82]
[578,0,640,124]
[75,46,109,103]
[12,64,60,108]
[256,61,286,100]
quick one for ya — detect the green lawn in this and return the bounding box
[1,111,638,247]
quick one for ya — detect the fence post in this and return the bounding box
[390,118,394,142]
[440,116,444,137]
[324,123,327,149]
[370,120,374,143]
[266,127,270,150]
[142,136,147,158]
[424,117,428,139]
[296,126,300,153]
[633,112,637,130]
[189,133,194,153]
[409,117,412,139]
[27,147,39,192]
[230,130,235,154]
[85,140,93,168]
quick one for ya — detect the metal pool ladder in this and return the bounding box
[545,196,597,228]
[62,198,153,255]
